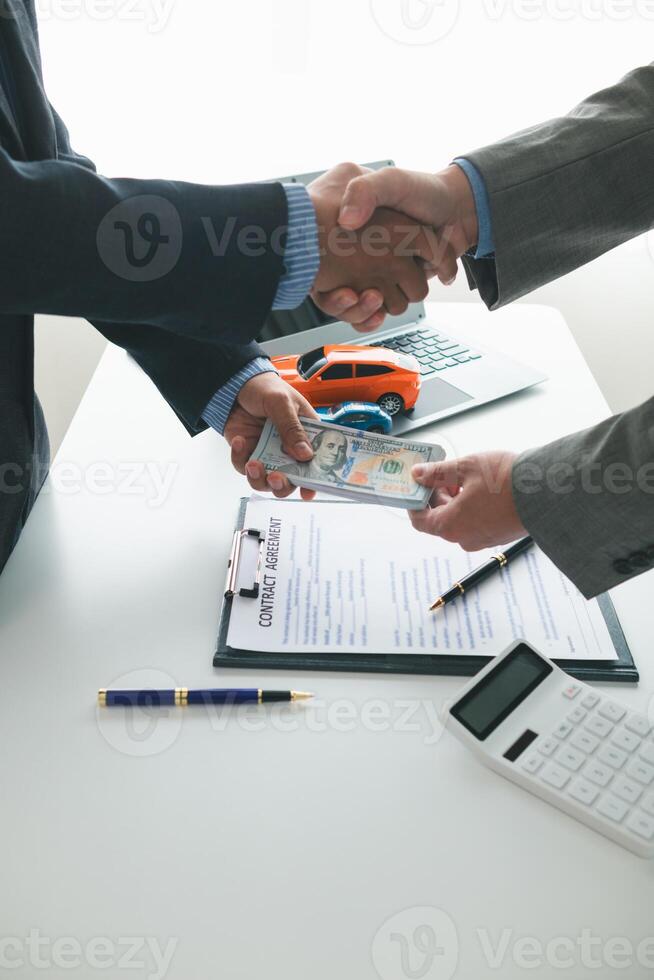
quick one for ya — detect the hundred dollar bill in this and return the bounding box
[251,417,446,510]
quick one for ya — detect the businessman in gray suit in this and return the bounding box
[334,63,654,601]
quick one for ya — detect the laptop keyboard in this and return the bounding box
[369,327,482,378]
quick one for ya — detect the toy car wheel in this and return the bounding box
[378,393,404,416]
[369,425,385,434]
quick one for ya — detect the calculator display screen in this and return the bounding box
[451,644,552,741]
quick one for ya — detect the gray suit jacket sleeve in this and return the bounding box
[461,63,654,309]
[513,400,654,599]
[458,64,654,598]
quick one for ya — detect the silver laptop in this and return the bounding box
[259,162,546,436]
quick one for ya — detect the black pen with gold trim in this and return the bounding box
[98,688,314,707]
[429,536,534,612]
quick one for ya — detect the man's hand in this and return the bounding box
[338,164,480,279]
[312,285,387,334]
[408,451,527,551]
[224,372,318,500]
[308,162,439,327]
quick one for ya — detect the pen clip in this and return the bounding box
[224,528,265,600]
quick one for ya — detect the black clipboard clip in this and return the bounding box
[224,527,265,600]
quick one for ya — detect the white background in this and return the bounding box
[34,0,654,450]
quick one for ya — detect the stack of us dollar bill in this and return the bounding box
[251,417,446,510]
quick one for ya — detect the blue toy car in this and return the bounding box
[316,401,393,434]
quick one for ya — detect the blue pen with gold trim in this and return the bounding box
[98,688,314,707]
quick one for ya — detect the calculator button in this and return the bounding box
[640,794,654,817]
[522,754,543,774]
[638,742,654,766]
[570,730,599,754]
[626,810,654,841]
[612,775,642,805]
[626,758,654,786]
[568,778,599,807]
[553,721,573,740]
[567,706,587,725]
[597,744,627,770]
[581,692,600,709]
[596,793,629,823]
[584,761,613,787]
[625,714,651,738]
[555,746,585,772]
[610,729,641,754]
[538,737,557,757]
[541,763,570,790]
[598,701,626,723]
[585,715,613,738]
[562,684,581,700]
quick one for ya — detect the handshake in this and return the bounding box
[306,161,480,331]
[227,160,481,501]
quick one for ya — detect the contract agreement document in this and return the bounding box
[227,497,618,661]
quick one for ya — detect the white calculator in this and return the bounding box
[445,640,654,858]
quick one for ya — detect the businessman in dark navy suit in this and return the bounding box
[0,0,439,573]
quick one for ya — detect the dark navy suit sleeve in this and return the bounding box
[41,103,277,434]
[0,143,288,345]
[90,320,265,434]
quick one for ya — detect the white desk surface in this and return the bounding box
[1,303,652,980]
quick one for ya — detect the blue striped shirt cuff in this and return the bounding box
[272,182,320,310]
[202,357,277,435]
[453,158,495,259]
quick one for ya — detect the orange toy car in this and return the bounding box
[271,345,421,416]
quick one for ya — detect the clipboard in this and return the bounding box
[214,499,638,683]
